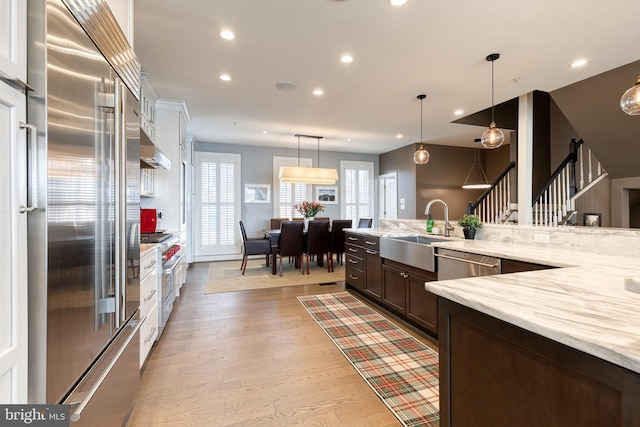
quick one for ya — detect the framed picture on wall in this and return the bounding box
[316,186,338,204]
[245,184,271,203]
[583,212,601,227]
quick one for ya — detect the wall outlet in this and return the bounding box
[533,232,550,244]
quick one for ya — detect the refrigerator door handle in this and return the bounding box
[68,316,144,423]
[114,79,124,328]
[18,122,38,213]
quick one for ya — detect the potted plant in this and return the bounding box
[457,214,482,239]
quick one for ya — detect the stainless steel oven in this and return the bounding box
[158,241,183,337]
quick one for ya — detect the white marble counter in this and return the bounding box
[424,239,640,374]
[140,243,159,256]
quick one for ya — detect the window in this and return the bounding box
[194,152,241,260]
[341,160,375,225]
[273,156,312,218]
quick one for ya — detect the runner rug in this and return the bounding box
[297,292,440,427]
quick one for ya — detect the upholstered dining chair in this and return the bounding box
[239,220,272,275]
[305,220,333,274]
[357,218,373,228]
[270,218,288,230]
[277,221,306,276]
[330,219,352,266]
[313,217,330,222]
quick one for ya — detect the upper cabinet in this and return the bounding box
[0,0,26,82]
[140,73,158,143]
[104,0,134,47]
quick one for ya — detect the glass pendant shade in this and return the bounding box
[620,76,640,115]
[413,145,430,164]
[481,122,505,149]
[413,94,430,164]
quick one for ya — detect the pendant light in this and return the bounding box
[620,75,640,115]
[413,94,430,164]
[480,53,505,149]
[462,148,491,189]
[278,134,339,184]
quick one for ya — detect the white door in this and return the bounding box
[379,172,398,220]
[0,0,26,81]
[0,80,28,403]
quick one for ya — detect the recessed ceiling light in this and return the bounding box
[389,0,407,5]
[219,74,231,81]
[571,59,587,68]
[454,109,464,116]
[396,134,403,139]
[262,131,268,134]
[220,30,235,40]
[312,89,324,96]
[341,55,353,63]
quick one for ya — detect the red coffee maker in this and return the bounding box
[140,208,157,234]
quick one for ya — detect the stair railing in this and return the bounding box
[468,161,517,224]
[532,139,607,226]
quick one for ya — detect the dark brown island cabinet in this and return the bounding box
[345,231,438,337]
[437,298,640,427]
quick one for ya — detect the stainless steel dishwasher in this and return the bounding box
[435,248,501,280]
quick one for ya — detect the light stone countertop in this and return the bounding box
[348,228,640,374]
[426,239,640,374]
[140,243,159,257]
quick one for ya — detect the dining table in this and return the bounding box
[262,228,326,275]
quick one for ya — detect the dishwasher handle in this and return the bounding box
[434,252,499,269]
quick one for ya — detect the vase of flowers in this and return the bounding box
[294,201,325,230]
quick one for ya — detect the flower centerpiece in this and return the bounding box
[457,214,482,239]
[294,201,325,218]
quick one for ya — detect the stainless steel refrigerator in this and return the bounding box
[27,1,142,425]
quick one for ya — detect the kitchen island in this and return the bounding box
[425,239,640,426]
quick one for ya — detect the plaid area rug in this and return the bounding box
[298,292,440,427]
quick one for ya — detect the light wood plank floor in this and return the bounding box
[126,262,438,427]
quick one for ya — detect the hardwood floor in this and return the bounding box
[126,262,437,426]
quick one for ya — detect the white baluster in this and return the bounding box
[588,148,593,184]
[579,145,585,190]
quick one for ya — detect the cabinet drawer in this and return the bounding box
[361,236,380,250]
[346,253,364,269]
[140,249,159,280]
[140,268,158,318]
[345,233,363,246]
[140,303,159,369]
[345,243,364,258]
[346,265,365,290]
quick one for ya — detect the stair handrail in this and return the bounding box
[531,139,583,205]
[469,161,517,212]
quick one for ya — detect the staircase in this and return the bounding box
[468,161,517,224]
[532,139,608,226]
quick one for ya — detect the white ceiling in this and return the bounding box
[133,0,640,154]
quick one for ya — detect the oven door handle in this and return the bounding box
[163,254,184,275]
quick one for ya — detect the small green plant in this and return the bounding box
[457,214,483,230]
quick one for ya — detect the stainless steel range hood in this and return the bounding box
[140,129,171,169]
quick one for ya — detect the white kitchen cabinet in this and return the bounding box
[0,0,26,82]
[0,0,27,403]
[139,246,159,368]
[154,99,190,232]
[140,73,158,143]
[140,168,156,197]
[0,82,28,402]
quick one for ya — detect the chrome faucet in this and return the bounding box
[424,199,454,237]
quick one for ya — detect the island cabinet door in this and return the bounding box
[437,297,640,427]
[381,264,406,315]
[363,248,382,301]
[405,270,437,335]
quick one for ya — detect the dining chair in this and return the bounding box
[277,221,306,276]
[305,220,333,273]
[239,220,272,275]
[330,219,352,266]
[313,217,330,222]
[357,218,373,228]
[270,218,288,230]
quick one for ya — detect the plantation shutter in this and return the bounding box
[341,160,374,225]
[195,152,241,259]
[273,156,312,218]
